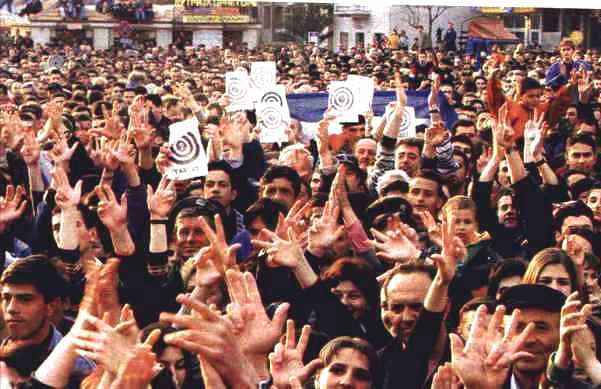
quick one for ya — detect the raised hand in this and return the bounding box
[96,258,122,326]
[0,185,27,234]
[91,103,123,140]
[20,131,41,166]
[71,313,140,375]
[432,217,467,283]
[450,305,535,389]
[146,175,176,219]
[161,294,260,388]
[523,108,546,163]
[53,167,82,210]
[96,185,128,231]
[194,247,223,287]
[275,200,311,239]
[307,200,344,254]
[562,234,587,269]
[269,320,323,389]
[197,214,240,275]
[424,125,449,147]
[50,137,79,166]
[554,291,591,369]
[492,104,515,153]
[155,143,172,174]
[416,209,442,247]
[225,270,289,357]
[110,133,136,166]
[431,362,461,389]
[368,221,421,263]
[130,100,153,149]
[109,330,162,389]
[252,227,305,269]
[394,71,407,110]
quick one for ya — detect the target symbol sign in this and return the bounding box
[227,76,249,102]
[260,106,284,130]
[260,91,284,106]
[251,62,276,89]
[252,71,274,90]
[329,86,355,112]
[399,109,411,132]
[169,132,201,165]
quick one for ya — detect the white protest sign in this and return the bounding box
[347,74,374,113]
[328,81,361,123]
[256,102,290,143]
[226,71,253,112]
[255,85,290,117]
[384,104,416,139]
[166,117,208,180]
[250,61,276,90]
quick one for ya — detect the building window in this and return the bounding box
[355,31,364,47]
[543,8,560,32]
[531,31,539,44]
[503,15,525,29]
[340,31,348,49]
[530,15,541,29]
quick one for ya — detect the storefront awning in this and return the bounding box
[468,16,519,42]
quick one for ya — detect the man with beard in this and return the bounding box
[354,138,377,173]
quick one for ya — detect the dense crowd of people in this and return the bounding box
[0,29,600,389]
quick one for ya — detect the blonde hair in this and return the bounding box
[441,195,477,221]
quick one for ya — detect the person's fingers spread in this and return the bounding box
[285,319,296,349]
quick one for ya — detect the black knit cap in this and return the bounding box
[498,284,566,313]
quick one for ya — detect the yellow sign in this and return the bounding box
[570,30,584,45]
[174,0,256,7]
[182,14,251,23]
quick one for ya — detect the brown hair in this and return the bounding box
[522,248,579,293]
[442,195,477,221]
[318,337,379,383]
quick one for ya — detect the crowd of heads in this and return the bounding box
[0,27,600,389]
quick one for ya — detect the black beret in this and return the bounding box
[366,195,415,229]
[498,284,566,313]
[569,178,596,200]
[167,196,225,236]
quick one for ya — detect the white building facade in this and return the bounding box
[332,4,478,52]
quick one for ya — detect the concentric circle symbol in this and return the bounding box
[227,77,248,101]
[399,108,411,132]
[329,86,354,112]
[260,91,284,106]
[260,106,284,130]
[252,71,274,89]
[169,132,200,165]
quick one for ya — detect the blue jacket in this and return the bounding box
[545,60,590,89]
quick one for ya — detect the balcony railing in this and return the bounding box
[333,5,370,16]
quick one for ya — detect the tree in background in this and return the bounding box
[283,3,332,43]
[402,5,449,44]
